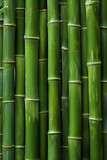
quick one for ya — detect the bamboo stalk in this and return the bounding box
[60,0,69,159]
[86,0,103,159]
[47,0,61,159]
[15,0,25,160]
[80,0,89,159]
[68,0,81,159]
[3,0,15,159]
[39,0,48,160]
[0,1,3,159]
[25,0,39,159]
[101,0,107,159]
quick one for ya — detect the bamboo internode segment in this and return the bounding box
[3,0,15,159]
[15,0,25,159]
[101,0,107,159]
[86,0,103,159]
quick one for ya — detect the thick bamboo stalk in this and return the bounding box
[80,0,89,159]
[25,0,39,160]
[39,0,48,160]
[68,0,81,159]
[60,0,69,159]
[3,0,15,159]
[86,0,103,159]
[0,1,3,159]
[101,0,107,159]
[47,0,61,159]
[15,0,25,160]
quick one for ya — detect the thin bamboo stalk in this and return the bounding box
[101,0,107,159]
[47,0,61,159]
[25,0,39,159]
[39,0,48,159]
[3,0,15,159]
[68,0,81,159]
[60,0,69,159]
[86,0,103,159]
[0,1,3,159]
[80,0,89,159]
[15,0,25,160]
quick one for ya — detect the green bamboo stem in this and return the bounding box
[81,0,89,159]
[0,1,3,159]
[25,0,39,160]
[60,1,68,159]
[68,0,81,159]
[48,0,61,159]
[86,0,103,159]
[39,0,48,160]
[15,0,25,160]
[3,0,15,159]
[101,0,107,159]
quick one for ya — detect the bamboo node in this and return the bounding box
[48,20,60,24]
[39,111,48,114]
[85,1,100,6]
[0,25,3,28]
[15,95,25,98]
[39,9,47,12]
[38,59,48,62]
[15,146,25,149]
[24,36,40,40]
[2,100,15,103]
[0,67,3,70]
[69,80,82,84]
[89,118,102,121]
[48,131,61,135]
[68,23,81,28]
[16,8,25,10]
[3,23,16,27]
[61,47,68,51]
[48,78,61,81]
[25,98,39,102]
[60,146,69,149]
[0,134,3,136]
[100,26,107,29]
[68,136,82,140]
[87,61,101,66]
[2,145,15,148]
[62,97,69,100]
[81,76,88,79]
[101,80,107,83]
[59,2,68,5]
[81,27,87,30]
[103,132,107,134]
[3,60,15,64]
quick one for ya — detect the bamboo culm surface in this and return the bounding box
[15,0,25,160]
[81,0,89,159]
[68,0,81,159]
[3,0,15,159]
[48,0,61,159]
[101,0,107,159]
[0,0,3,159]
[60,0,69,159]
[86,0,103,159]
[25,0,39,160]
[39,0,48,160]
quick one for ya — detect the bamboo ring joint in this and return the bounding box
[85,1,100,6]
[68,136,82,140]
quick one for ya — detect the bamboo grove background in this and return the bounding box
[0,0,106,159]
